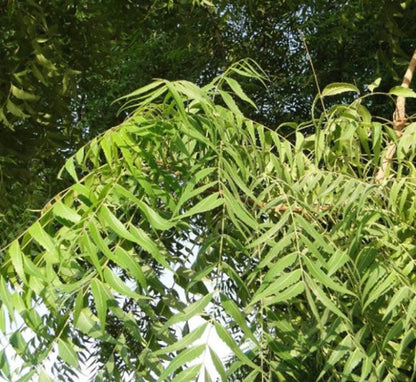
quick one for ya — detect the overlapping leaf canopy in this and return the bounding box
[0,61,415,381]
[3,0,416,254]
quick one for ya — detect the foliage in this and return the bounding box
[0,60,415,381]
[0,0,220,245]
[3,0,416,247]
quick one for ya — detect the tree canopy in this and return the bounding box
[1,58,416,380]
[1,1,416,381]
[2,0,416,246]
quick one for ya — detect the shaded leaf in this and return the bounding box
[321,82,359,97]
[57,338,79,367]
[389,86,416,98]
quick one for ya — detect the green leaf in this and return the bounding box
[383,286,409,320]
[129,226,171,270]
[153,323,207,356]
[10,330,26,355]
[224,189,258,230]
[225,77,256,107]
[219,90,242,116]
[247,210,290,249]
[10,292,26,314]
[318,335,352,380]
[88,220,114,258]
[9,240,26,283]
[115,80,165,103]
[0,107,12,129]
[343,348,363,376]
[209,346,227,382]
[16,370,36,382]
[321,82,359,97]
[221,294,258,344]
[113,184,174,230]
[11,84,39,101]
[157,345,205,381]
[52,201,81,225]
[0,276,14,314]
[170,363,201,382]
[405,296,416,327]
[162,293,212,330]
[100,135,114,165]
[38,371,54,382]
[99,205,136,242]
[63,158,78,181]
[367,77,381,92]
[222,159,256,200]
[398,329,416,358]
[74,308,115,342]
[28,222,59,264]
[75,147,85,165]
[178,119,214,148]
[262,252,297,282]
[113,247,147,289]
[258,236,294,269]
[0,308,5,333]
[74,308,98,334]
[243,370,261,382]
[262,281,305,306]
[79,233,103,278]
[6,99,29,118]
[177,193,224,219]
[73,288,85,324]
[103,268,144,300]
[90,279,109,328]
[57,338,79,367]
[363,273,396,311]
[327,249,349,276]
[175,181,219,214]
[389,86,416,98]
[305,275,349,322]
[294,214,332,253]
[250,269,302,305]
[166,81,188,120]
[382,319,404,348]
[213,322,259,370]
[303,256,354,296]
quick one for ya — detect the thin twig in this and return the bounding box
[299,29,327,117]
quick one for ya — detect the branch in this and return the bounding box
[375,48,416,184]
[394,49,416,131]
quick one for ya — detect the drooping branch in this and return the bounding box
[375,48,416,184]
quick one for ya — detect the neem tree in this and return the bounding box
[0,59,416,381]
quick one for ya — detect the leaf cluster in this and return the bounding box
[0,62,415,381]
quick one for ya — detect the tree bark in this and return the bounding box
[375,48,416,184]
